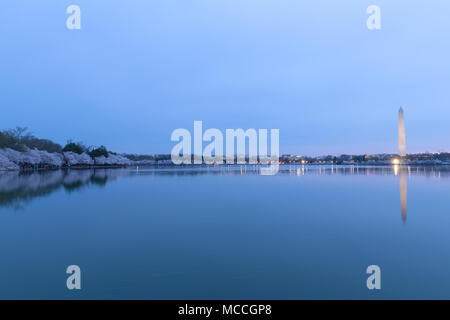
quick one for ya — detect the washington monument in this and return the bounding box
[398,107,406,157]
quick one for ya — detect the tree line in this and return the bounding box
[0,127,112,158]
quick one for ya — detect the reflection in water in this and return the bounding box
[2,164,450,299]
[0,169,121,210]
[0,165,447,213]
[400,168,408,222]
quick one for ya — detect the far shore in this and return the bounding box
[2,141,450,172]
[2,161,450,174]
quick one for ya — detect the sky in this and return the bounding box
[1,0,450,156]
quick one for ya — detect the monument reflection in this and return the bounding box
[0,165,447,220]
[399,167,408,222]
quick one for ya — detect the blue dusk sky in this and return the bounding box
[1,0,450,155]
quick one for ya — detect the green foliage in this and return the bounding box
[0,127,27,151]
[88,146,109,158]
[21,136,62,153]
[62,141,86,154]
[0,127,62,153]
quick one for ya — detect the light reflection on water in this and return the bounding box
[0,165,441,222]
[0,165,449,299]
[399,167,408,222]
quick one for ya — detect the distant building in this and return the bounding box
[398,107,406,157]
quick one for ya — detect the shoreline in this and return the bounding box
[2,162,450,173]
[2,145,450,172]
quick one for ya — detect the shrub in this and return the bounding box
[88,146,109,158]
[62,141,86,154]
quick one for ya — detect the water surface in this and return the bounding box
[0,165,449,299]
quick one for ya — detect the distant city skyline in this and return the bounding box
[1,1,450,156]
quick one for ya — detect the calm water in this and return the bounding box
[0,165,449,299]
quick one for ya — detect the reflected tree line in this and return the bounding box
[0,169,121,209]
[0,166,447,219]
